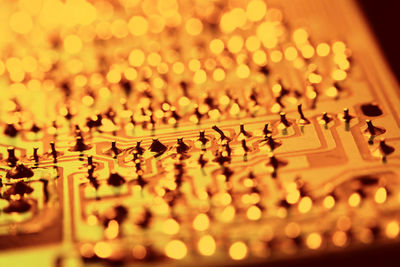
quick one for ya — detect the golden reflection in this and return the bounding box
[0,0,397,266]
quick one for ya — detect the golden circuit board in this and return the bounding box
[0,0,399,266]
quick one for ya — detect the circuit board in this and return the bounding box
[0,0,400,266]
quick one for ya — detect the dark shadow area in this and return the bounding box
[358,1,400,82]
[246,241,400,267]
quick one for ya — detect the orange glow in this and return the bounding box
[317,43,330,56]
[128,16,148,36]
[247,205,262,220]
[193,213,210,231]
[332,231,347,247]
[323,195,335,209]
[80,243,95,258]
[165,240,187,260]
[64,35,83,54]
[386,221,400,238]
[0,1,398,266]
[209,39,224,54]
[129,49,145,67]
[185,18,203,36]
[253,50,267,65]
[285,222,300,238]
[219,205,235,222]
[229,241,248,260]
[247,0,267,22]
[10,11,33,34]
[246,36,261,52]
[227,35,244,54]
[94,242,112,258]
[306,233,322,249]
[298,196,312,213]
[348,192,361,207]
[293,28,309,45]
[198,235,216,256]
[132,245,147,259]
[375,187,387,204]
[104,220,119,239]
